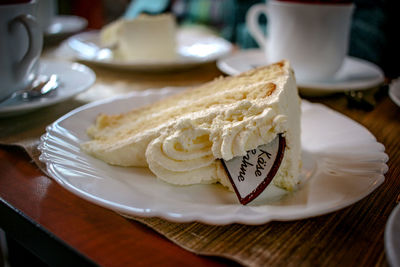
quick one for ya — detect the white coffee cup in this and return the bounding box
[0,0,43,101]
[246,0,354,82]
[36,0,56,33]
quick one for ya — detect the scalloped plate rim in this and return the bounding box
[38,87,388,225]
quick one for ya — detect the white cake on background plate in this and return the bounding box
[81,61,302,194]
[100,14,177,61]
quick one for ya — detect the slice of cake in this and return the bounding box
[100,14,177,61]
[81,61,301,193]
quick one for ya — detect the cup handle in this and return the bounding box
[246,3,268,50]
[9,14,43,79]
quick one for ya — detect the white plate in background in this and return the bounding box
[39,87,388,225]
[45,15,87,38]
[385,204,400,267]
[0,60,95,117]
[389,78,400,107]
[67,28,233,71]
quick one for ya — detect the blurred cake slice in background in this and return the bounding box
[100,14,177,61]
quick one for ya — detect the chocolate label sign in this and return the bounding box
[221,135,286,205]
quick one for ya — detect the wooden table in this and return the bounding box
[1,60,399,266]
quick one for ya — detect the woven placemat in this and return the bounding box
[1,89,302,267]
[0,95,296,267]
[0,51,301,265]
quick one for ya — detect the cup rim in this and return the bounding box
[0,0,36,8]
[268,0,354,8]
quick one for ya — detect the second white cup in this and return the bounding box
[246,0,354,82]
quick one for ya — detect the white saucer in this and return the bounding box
[389,78,400,107]
[385,204,400,267]
[66,28,233,71]
[217,49,385,95]
[45,15,88,38]
[0,60,95,117]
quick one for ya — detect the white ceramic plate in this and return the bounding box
[389,78,400,107]
[38,87,388,225]
[66,29,233,71]
[385,204,400,267]
[217,49,385,95]
[0,60,95,117]
[45,15,88,38]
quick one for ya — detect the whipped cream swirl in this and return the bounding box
[145,100,288,188]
